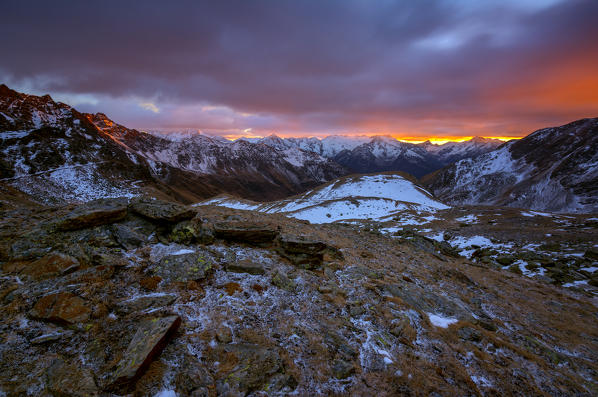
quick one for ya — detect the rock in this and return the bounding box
[225,259,265,275]
[130,197,196,223]
[216,326,233,343]
[112,224,145,250]
[22,252,80,279]
[46,358,99,397]
[30,292,92,325]
[496,256,515,266]
[277,235,340,269]
[508,264,523,274]
[31,330,74,344]
[170,219,214,245]
[150,252,214,283]
[209,343,284,395]
[389,316,416,345]
[457,326,482,342]
[584,248,598,261]
[111,315,182,388]
[347,301,366,317]
[115,293,177,315]
[214,221,279,246]
[271,270,296,292]
[331,359,355,379]
[55,198,129,231]
[174,354,214,395]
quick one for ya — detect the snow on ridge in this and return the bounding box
[199,173,449,224]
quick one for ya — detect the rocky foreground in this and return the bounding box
[1,197,597,396]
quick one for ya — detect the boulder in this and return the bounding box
[213,221,278,246]
[130,197,196,223]
[331,359,355,379]
[30,292,92,325]
[111,315,182,388]
[271,270,296,292]
[55,198,129,231]
[225,259,265,275]
[112,224,145,250]
[150,252,214,283]
[170,219,214,245]
[22,252,80,279]
[277,235,341,269]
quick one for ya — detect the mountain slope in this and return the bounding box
[423,117,598,213]
[0,85,347,204]
[201,172,448,223]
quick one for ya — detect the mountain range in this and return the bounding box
[423,117,598,213]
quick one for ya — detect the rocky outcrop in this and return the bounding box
[111,316,181,388]
[30,292,92,325]
[130,198,196,223]
[55,198,129,231]
[213,221,279,246]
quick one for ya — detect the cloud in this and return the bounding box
[0,0,596,137]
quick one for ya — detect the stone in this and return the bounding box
[115,293,177,315]
[277,235,340,269]
[216,326,233,343]
[584,248,598,261]
[130,197,196,223]
[150,252,214,283]
[111,316,182,388]
[169,219,214,245]
[225,259,265,275]
[209,343,284,395]
[271,270,296,292]
[31,330,74,344]
[46,358,99,397]
[389,317,416,345]
[214,221,279,246]
[496,256,515,266]
[55,198,129,231]
[331,359,355,379]
[112,224,145,250]
[457,326,482,342]
[22,252,80,279]
[174,354,214,395]
[30,292,92,325]
[140,276,162,290]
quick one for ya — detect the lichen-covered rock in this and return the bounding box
[225,259,265,275]
[55,198,129,231]
[170,219,214,245]
[46,358,99,397]
[111,315,182,388]
[130,197,196,223]
[150,252,215,283]
[22,252,80,279]
[271,269,296,292]
[214,221,278,246]
[30,292,92,325]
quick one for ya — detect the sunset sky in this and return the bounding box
[1,0,597,140]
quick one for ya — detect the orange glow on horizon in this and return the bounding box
[220,133,521,144]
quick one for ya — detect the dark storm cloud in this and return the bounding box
[1,0,597,136]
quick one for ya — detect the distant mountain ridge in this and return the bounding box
[243,134,504,177]
[0,84,347,204]
[423,117,598,213]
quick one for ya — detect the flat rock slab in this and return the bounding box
[115,293,177,315]
[30,292,92,325]
[277,235,339,269]
[225,259,265,275]
[22,252,80,279]
[55,198,129,231]
[150,252,214,283]
[130,198,196,223]
[214,222,278,246]
[112,315,181,387]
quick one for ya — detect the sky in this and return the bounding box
[1,0,597,140]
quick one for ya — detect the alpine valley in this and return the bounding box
[1,85,597,396]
